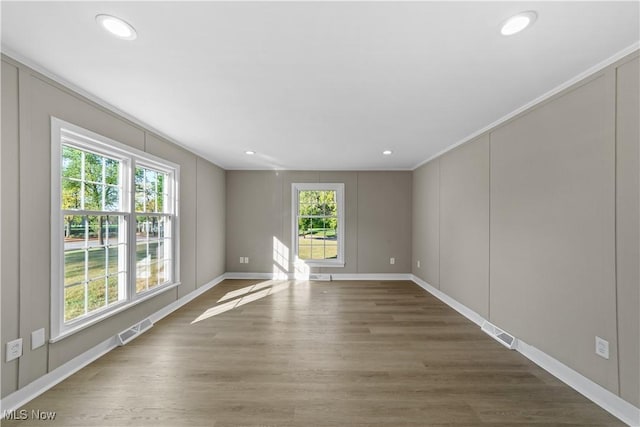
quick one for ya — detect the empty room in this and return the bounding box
[1,1,639,426]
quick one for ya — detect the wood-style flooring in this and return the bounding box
[3,279,624,426]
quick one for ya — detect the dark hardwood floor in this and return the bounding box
[3,279,624,426]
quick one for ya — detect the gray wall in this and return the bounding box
[615,56,640,407]
[226,170,412,275]
[1,56,226,398]
[196,158,227,286]
[439,135,490,318]
[411,159,439,286]
[491,70,618,391]
[2,58,20,398]
[412,52,639,407]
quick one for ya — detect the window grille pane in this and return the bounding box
[61,178,82,209]
[84,152,103,182]
[135,166,169,214]
[64,249,84,287]
[136,243,150,293]
[62,146,82,179]
[64,284,85,322]
[158,216,170,239]
[103,186,120,211]
[87,279,107,312]
[105,158,119,185]
[325,238,338,260]
[107,275,120,305]
[157,173,165,212]
[298,244,312,260]
[87,247,107,281]
[136,216,166,241]
[83,184,102,211]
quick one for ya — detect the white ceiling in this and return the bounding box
[2,2,639,170]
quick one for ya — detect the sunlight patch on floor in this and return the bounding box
[192,280,291,324]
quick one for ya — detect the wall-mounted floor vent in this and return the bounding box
[117,318,153,346]
[481,321,517,350]
[309,273,332,281]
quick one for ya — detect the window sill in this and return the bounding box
[49,282,180,343]
[301,260,345,268]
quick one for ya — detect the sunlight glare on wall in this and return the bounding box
[273,236,290,279]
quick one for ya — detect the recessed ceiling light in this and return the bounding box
[382,150,393,155]
[501,11,537,36]
[245,150,255,155]
[96,14,137,40]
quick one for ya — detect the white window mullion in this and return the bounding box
[80,151,86,210]
[154,172,158,213]
[142,168,147,213]
[101,157,106,210]
[118,158,129,302]
[104,216,109,306]
[83,214,89,316]
[129,159,137,300]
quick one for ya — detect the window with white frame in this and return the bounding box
[292,183,344,267]
[52,118,179,340]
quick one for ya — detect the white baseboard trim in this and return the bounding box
[0,336,119,416]
[225,272,413,281]
[224,272,274,280]
[517,341,640,427]
[409,274,640,426]
[0,273,226,418]
[331,273,412,281]
[410,274,484,326]
[149,274,226,323]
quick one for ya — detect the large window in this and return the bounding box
[292,183,344,267]
[51,118,179,340]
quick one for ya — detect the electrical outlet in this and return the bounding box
[6,338,23,362]
[595,336,609,359]
[417,260,421,268]
[32,328,45,350]
[390,257,395,265]
[244,257,249,264]
[239,257,244,264]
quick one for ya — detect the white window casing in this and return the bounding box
[50,117,180,342]
[291,182,345,268]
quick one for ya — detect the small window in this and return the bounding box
[292,183,344,267]
[52,118,179,340]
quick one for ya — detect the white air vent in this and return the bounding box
[481,321,517,350]
[117,318,153,346]
[309,273,331,281]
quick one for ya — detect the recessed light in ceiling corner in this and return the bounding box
[382,150,393,156]
[245,150,256,155]
[500,11,537,36]
[96,14,137,40]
